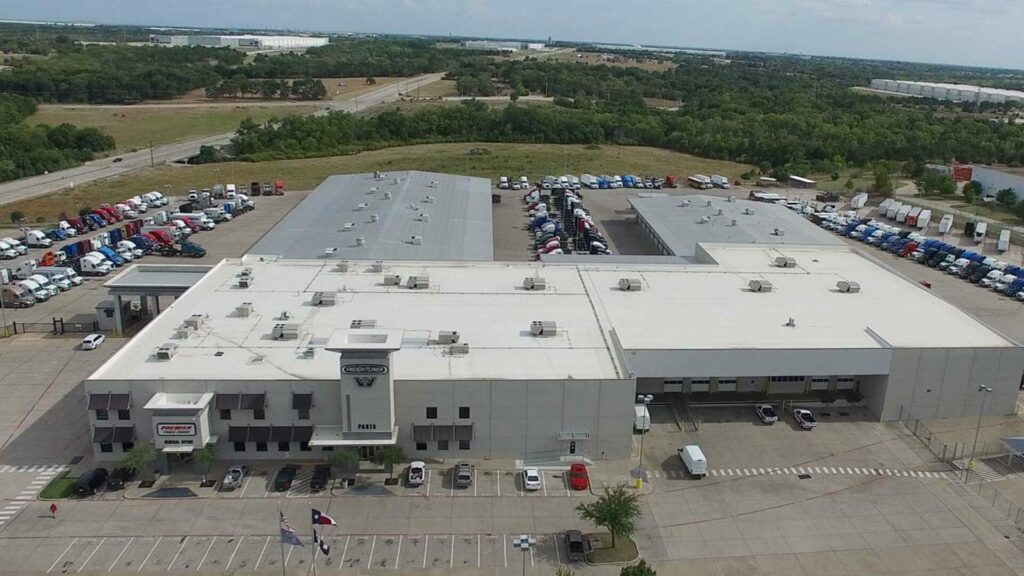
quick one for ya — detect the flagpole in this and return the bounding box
[311,520,318,576]
[279,508,287,576]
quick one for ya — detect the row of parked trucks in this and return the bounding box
[814,211,1024,302]
[500,174,678,191]
[877,198,1011,252]
[190,180,284,202]
[524,185,612,258]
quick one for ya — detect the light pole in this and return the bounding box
[965,385,993,484]
[636,394,653,489]
[512,534,535,576]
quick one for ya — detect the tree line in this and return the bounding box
[204,76,327,100]
[0,94,114,183]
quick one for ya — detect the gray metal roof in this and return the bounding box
[631,195,841,257]
[249,171,493,261]
[104,264,213,296]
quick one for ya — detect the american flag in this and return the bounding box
[279,511,303,546]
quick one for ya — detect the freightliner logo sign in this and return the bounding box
[342,364,388,375]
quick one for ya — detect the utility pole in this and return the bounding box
[149,141,155,167]
[964,385,993,484]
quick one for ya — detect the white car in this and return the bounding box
[755,404,778,425]
[522,468,542,491]
[81,334,106,350]
[793,408,817,430]
[222,465,249,490]
[408,461,425,487]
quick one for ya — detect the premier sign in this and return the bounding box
[157,423,196,436]
[341,364,388,375]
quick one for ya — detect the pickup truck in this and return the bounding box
[793,408,817,430]
[565,530,592,562]
[755,404,778,425]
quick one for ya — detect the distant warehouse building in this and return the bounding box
[149,34,328,49]
[869,79,1024,105]
[460,40,545,52]
[788,175,816,189]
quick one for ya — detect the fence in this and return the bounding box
[953,478,1024,548]
[0,317,98,338]
[901,414,1007,463]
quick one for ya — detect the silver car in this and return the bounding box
[222,465,249,490]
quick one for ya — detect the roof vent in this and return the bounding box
[423,195,436,203]
[450,342,470,355]
[438,330,460,345]
[618,278,643,291]
[236,302,254,317]
[699,216,711,224]
[744,208,755,215]
[343,223,354,231]
[271,323,300,340]
[836,280,861,293]
[716,209,724,216]
[175,324,196,339]
[369,186,379,193]
[730,219,738,226]
[355,203,368,211]
[154,343,179,360]
[774,256,796,268]
[383,274,402,286]
[279,310,292,320]
[350,319,377,329]
[748,280,774,292]
[383,191,392,199]
[785,317,796,327]
[370,214,379,223]
[355,237,366,247]
[312,291,336,306]
[727,196,736,202]
[523,276,547,290]
[323,247,338,257]
[774,228,785,236]
[406,275,429,289]
[705,200,712,207]
[184,314,205,329]
[530,320,557,336]
[408,235,423,245]
[417,213,430,223]
[238,275,254,288]
[679,200,691,207]
[393,177,401,184]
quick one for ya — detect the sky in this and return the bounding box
[2,0,1022,70]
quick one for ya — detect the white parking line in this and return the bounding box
[254,536,270,570]
[225,536,243,571]
[425,469,432,496]
[553,532,560,565]
[285,544,294,565]
[496,471,500,497]
[139,537,160,572]
[420,535,427,569]
[46,538,77,573]
[340,535,351,570]
[477,535,481,568]
[167,536,188,571]
[78,538,105,573]
[197,536,215,571]
[541,472,547,497]
[449,535,454,567]
[108,537,133,572]
[503,533,507,568]
[238,476,252,498]
[473,470,477,497]
[367,535,376,567]
[529,542,534,567]
[394,535,402,569]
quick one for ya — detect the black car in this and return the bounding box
[105,467,137,490]
[72,468,109,496]
[310,465,331,492]
[274,466,297,491]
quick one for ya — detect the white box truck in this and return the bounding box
[975,222,988,244]
[885,202,902,220]
[938,214,954,234]
[851,193,868,209]
[917,209,931,230]
[677,445,707,478]
[895,204,912,223]
[998,229,1011,252]
[633,405,651,432]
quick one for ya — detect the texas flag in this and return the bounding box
[311,508,337,526]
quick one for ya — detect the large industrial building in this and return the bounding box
[869,79,1024,105]
[82,177,1024,468]
[149,34,328,49]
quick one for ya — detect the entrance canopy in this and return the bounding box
[309,425,398,446]
[161,445,195,454]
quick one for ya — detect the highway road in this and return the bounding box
[0,73,445,207]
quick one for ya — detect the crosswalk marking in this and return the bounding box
[0,464,67,474]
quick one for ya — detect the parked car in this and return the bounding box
[274,466,298,491]
[755,404,778,424]
[310,465,331,492]
[565,530,590,562]
[454,462,473,488]
[569,463,589,491]
[408,461,426,487]
[522,467,542,491]
[105,467,137,490]
[793,408,817,430]
[221,465,249,490]
[81,333,106,350]
[72,468,109,496]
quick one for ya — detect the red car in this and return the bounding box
[569,463,588,490]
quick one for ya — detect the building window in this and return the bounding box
[122,442,134,452]
[426,407,437,420]
[300,441,311,452]
[297,408,310,420]
[458,406,470,419]
[256,442,268,452]
[278,442,290,452]
[220,409,232,420]
[117,409,131,420]
[253,408,266,420]
[95,409,109,421]
[437,440,449,451]
[233,442,246,452]
[664,379,684,385]
[690,379,711,385]
[837,377,855,383]
[770,375,804,383]
[322,446,334,452]
[99,443,113,453]
[416,442,427,451]
[104,310,114,318]
[459,440,471,450]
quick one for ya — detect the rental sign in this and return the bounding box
[157,423,196,436]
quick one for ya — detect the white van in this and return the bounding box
[633,405,651,432]
[677,445,707,478]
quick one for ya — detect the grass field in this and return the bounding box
[402,79,458,99]
[165,77,404,103]
[3,143,753,222]
[28,104,318,152]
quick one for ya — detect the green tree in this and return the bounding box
[843,178,854,191]
[575,485,642,548]
[194,145,219,164]
[996,188,1018,209]
[9,211,23,223]
[871,166,894,197]
[194,445,217,484]
[365,76,377,85]
[963,182,979,205]
[620,560,657,576]
[371,446,405,480]
[918,169,955,197]
[119,444,158,479]
[1015,200,1024,222]
[328,449,359,479]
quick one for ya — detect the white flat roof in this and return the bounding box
[89,246,1016,382]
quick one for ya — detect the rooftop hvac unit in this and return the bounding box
[384,274,402,286]
[836,280,861,293]
[730,219,738,226]
[530,320,557,337]
[383,191,392,199]
[302,347,315,359]
[238,275,254,288]
[409,236,423,245]
[279,310,292,320]
[748,280,774,292]
[716,209,724,216]
[354,203,368,211]
[343,223,354,231]
[699,216,711,224]
[271,323,300,340]
[369,186,379,193]
[371,261,384,272]
[774,256,796,268]
[679,200,691,207]
[618,278,643,291]
[727,196,736,202]
[705,200,712,207]
[323,247,338,256]
[335,261,349,272]
[240,267,253,277]
[450,342,470,355]
[774,228,786,236]
[428,181,438,188]
[423,195,436,203]
[175,324,196,339]
[350,319,377,329]
[312,291,336,306]
[370,214,379,223]
[406,275,430,289]
[417,214,430,222]
[355,237,366,247]
[154,343,179,360]
[438,330,460,345]
[523,276,547,290]
[184,314,205,329]
[236,302,254,317]
[744,208,755,215]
